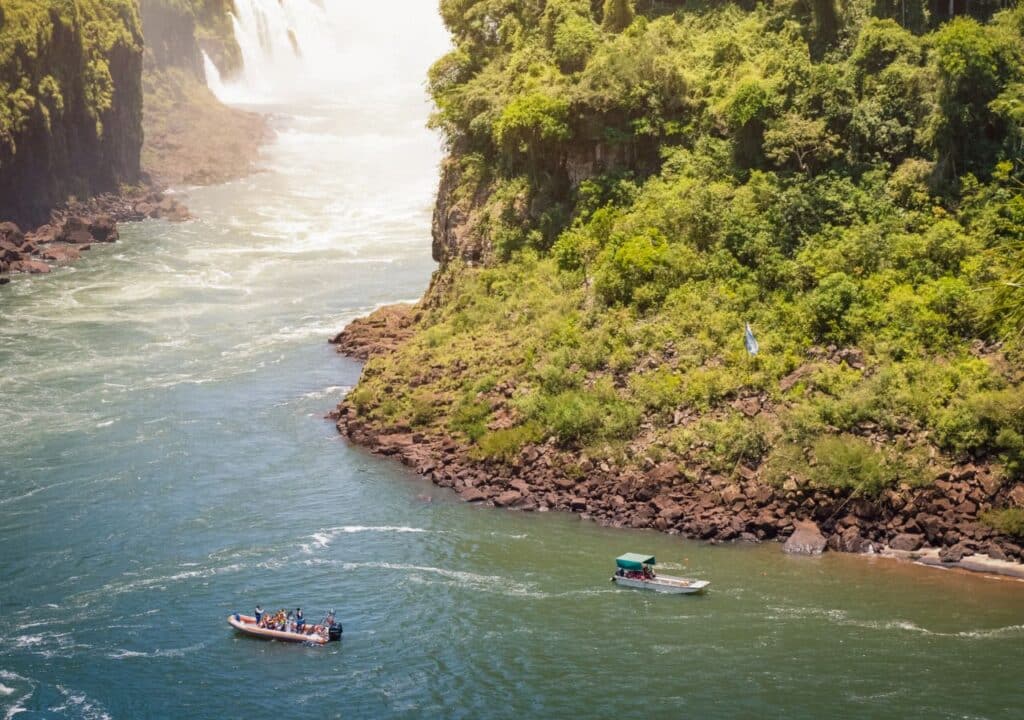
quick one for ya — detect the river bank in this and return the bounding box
[0,104,266,282]
[331,304,1024,579]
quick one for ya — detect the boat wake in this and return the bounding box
[300,525,428,553]
[765,606,1024,639]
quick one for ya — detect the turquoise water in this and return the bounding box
[2,4,1023,719]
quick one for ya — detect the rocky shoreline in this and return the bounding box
[331,305,1024,580]
[0,190,189,284]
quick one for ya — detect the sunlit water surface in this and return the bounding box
[1,2,1022,718]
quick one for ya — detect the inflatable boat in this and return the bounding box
[228,613,343,644]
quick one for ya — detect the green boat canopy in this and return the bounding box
[616,553,656,570]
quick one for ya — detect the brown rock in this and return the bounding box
[9,259,50,274]
[89,215,118,242]
[509,479,531,495]
[745,485,772,506]
[553,476,576,491]
[890,533,925,552]
[0,240,22,262]
[954,500,978,516]
[0,221,24,246]
[917,514,944,542]
[939,541,976,563]
[1008,484,1024,508]
[38,245,80,264]
[59,217,93,244]
[647,462,680,484]
[493,490,522,507]
[460,487,486,503]
[783,521,827,555]
[721,484,744,505]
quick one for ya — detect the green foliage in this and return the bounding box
[763,112,840,173]
[809,434,892,495]
[450,395,492,441]
[935,385,1024,478]
[601,0,634,34]
[981,508,1024,538]
[628,367,683,412]
[494,93,570,154]
[345,0,1024,485]
[927,16,1022,178]
[473,422,544,461]
[0,0,142,156]
[524,378,641,447]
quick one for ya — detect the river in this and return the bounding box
[1,2,1022,718]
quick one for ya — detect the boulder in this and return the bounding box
[889,533,925,552]
[658,503,685,521]
[917,514,944,543]
[939,541,976,564]
[89,215,118,242]
[59,217,94,244]
[721,484,744,505]
[1008,484,1024,508]
[493,490,522,507]
[0,240,22,262]
[9,259,50,274]
[0,221,24,247]
[647,462,680,484]
[552,476,576,491]
[460,487,486,503]
[38,245,80,264]
[828,526,869,553]
[783,521,827,555]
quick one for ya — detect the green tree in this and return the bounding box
[601,0,634,33]
[927,17,1017,178]
[763,112,839,173]
[493,92,571,170]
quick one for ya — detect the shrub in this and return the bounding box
[473,422,544,462]
[981,508,1024,539]
[935,386,1024,477]
[806,272,864,343]
[628,367,683,412]
[810,435,891,495]
[690,415,771,474]
[449,396,491,441]
[531,381,640,446]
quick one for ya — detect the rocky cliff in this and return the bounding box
[335,1,1024,571]
[0,1,144,228]
[139,0,265,187]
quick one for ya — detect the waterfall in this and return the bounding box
[204,0,450,106]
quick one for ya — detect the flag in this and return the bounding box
[744,322,759,356]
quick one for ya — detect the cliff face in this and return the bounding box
[0,1,144,228]
[138,0,241,79]
[139,0,266,187]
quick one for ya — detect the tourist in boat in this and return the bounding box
[295,608,304,632]
[325,609,336,626]
[255,605,263,625]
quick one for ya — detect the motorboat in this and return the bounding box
[228,613,342,644]
[611,553,709,595]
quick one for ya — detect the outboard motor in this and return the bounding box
[328,622,343,641]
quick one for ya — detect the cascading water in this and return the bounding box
[205,0,444,106]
